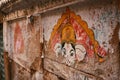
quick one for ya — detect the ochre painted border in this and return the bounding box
[49,9,100,54]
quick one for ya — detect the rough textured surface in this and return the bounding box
[2,0,120,80]
[44,70,60,80]
[44,58,95,80]
[0,0,81,14]
[41,0,119,80]
[6,15,41,68]
[3,15,43,80]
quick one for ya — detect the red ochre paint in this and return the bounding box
[14,23,24,54]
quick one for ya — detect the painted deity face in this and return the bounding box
[53,24,87,65]
[61,42,76,66]
[50,9,106,65]
[54,42,87,65]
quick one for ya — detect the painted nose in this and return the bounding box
[66,59,71,66]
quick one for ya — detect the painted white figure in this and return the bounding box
[54,43,62,57]
[75,44,86,61]
[54,42,86,65]
[61,42,76,66]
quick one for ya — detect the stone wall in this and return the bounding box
[3,0,120,80]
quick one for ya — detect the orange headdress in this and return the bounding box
[61,23,76,44]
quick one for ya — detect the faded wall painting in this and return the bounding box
[10,17,41,68]
[49,9,106,65]
[14,22,24,54]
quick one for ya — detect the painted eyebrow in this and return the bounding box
[70,49,75,53]
[61,42,65,48]
[71,43,75,50]
[63,48,66,50]
[63,48,66,52]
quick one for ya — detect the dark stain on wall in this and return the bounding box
[109,22,120,79]
[109,22,119,47]
[118,22,120,79]
[57,76,65,80]
[30,57,42,76]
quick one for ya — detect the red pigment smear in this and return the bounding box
[14,23,24,54]
[51,17,106,58]
[71,18,94,57]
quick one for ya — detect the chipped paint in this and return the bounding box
[49,9,106,65]
[14,22,24,54]
[2,0,120,80]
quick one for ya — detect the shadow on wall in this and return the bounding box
[112,22,120,79]
[119,41,120,80]
[68,0,114,11]
[119,23,120,80]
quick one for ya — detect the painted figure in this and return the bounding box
[49,9,106,65]
[53,23,87,65]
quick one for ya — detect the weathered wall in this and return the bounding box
[41,0,119,80]
[118,0,120,79]
[3,0,120,80]
[3,15,44,80]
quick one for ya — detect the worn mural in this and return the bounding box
[49,9,106,65]
[14,22,24,54]
[11,17,41,69]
